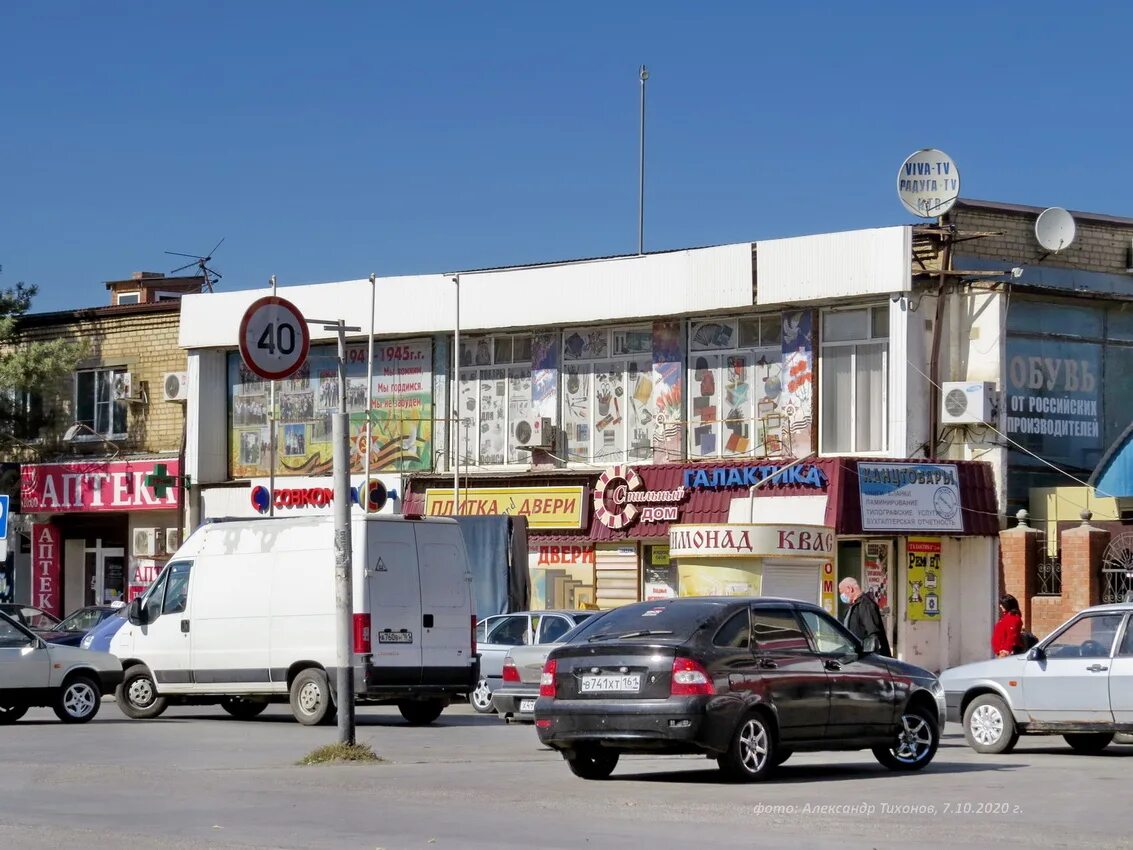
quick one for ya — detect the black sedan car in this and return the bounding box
[35,605,123,647]
[535,597,945,781]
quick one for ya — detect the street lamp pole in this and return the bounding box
[305,316,361,745]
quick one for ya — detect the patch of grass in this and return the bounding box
[298,742,384,765]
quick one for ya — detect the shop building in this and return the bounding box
[4,273,202,615]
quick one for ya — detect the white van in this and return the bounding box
[110,514,477,725]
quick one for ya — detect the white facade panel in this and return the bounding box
[178,244,754,349]
[756,226,912,305]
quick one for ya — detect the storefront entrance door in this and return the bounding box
[84,540,126,606]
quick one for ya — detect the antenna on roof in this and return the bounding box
[164,237,225,292]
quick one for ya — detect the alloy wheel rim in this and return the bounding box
[471,680,492,709]
[128,677,155,707]
[299,682,322,713]
[892,714,933,763]
[970,704,1004,746]
[65,683,97,717]
[738,719,769,773]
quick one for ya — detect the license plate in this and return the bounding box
[377,631,413,644]
[519,698,536,713]
[580,674,641,693]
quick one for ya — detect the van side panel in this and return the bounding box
[189,551,274,690]
[267,528,336,683]
[416,523,475,687]
[364,520,424,687]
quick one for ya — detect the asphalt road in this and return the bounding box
[0,700,1129,850]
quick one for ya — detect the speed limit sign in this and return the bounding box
[238,296,311,380]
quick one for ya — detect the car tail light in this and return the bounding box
[502,659,521,683]
[352,614,371,653]
[539,658,558,698]
[471,615,478,657]
[670,657,715,696]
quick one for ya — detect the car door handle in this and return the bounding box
[757,658,778,669]
[824,660,841,671]
[180,620,190,633]
[1086,664,1109,672]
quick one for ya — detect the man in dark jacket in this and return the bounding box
[838,577,892,657]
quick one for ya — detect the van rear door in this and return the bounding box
[366,520,424,687]
[415,522,474,687]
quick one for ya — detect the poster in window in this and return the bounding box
[507,368,533,463]
[627,359,653,461]
[864,541,890,611]
[780,309,814,455]
[651,320,683,463]
[689,353,719,457]
[478,368,506,465]
[593,364,625,462]
[562,364,590,461]
[906,537,941,621]
[723,355,751,455]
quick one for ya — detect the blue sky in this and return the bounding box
[2,2,1131,313]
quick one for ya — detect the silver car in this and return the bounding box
[470,610,597,713]
[0,610,124,724]
[940,602,1133,754]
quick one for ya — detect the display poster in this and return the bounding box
[906,537,942,621]
[528,549,595,610]
[677,562,761,597]
[864,541,890,611]
[229,339,433,478]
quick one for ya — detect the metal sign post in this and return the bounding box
[305,316,362,746]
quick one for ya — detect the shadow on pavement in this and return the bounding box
[615,759,1017,785]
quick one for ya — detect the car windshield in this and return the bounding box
[56,608,110,632]
[567,600,727,643]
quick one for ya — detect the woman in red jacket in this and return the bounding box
[992,594,1023,657]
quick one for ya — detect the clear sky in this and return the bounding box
[3,2,1131,313]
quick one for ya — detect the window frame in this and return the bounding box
[687,315,783,460]
[456,333,533,467]
[73,366,129,439]
[818,305,889,455]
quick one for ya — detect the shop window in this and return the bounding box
[561,326,652,464]
[819,306,888,454]
[688,316,782,458]
[458,334,533,466]
[74,368,128,437]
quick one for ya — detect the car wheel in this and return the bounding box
[566,745,619,780]
[290,668,333,726]
[1064,732,1114,754]
[220,697,269,720]
[116,665,169,720]
[717,711,777,781]
[54,675,101,724]
[874,706,939,771]
[398,699,446,725]
[0,705,28,724]
[470,678,495,714]
[962,694,1019,754]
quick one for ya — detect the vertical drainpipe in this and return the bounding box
[927,222,954,460]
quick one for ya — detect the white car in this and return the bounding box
[0,609,124,724]
[940,602,1133,754]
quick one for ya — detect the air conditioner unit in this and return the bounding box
[164,527,181,555]
[535,417,556,448]
[163,371,189,402]
[112,372,133,402]
[940,381,997,425]
[132,527,159,557]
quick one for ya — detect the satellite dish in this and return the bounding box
[897,149,960,218]
[1035,207,1077,253]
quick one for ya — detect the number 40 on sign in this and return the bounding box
[238,296,311,381]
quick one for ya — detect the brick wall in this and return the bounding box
[949,202,1133,275]
[15,306,187,454]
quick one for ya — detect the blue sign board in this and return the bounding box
[0,494,8,539]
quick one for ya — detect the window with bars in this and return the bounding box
[74,368,128,437]
[457,335,533,466]
[819,306,888,454]
[687,315,783,458]
[560,326,653,464]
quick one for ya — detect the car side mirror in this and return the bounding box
[127,598,145,626]
[1027,645,1044,661]
[862,635,880,654]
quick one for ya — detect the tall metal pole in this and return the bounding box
[306,316,361,745]
[452,274,461,518]
[364,273,377,511]
[638,65,648,256]
[268,275,278,517]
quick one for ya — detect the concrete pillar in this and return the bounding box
[1000,509,1040,628]
[1060,511,1109,618]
